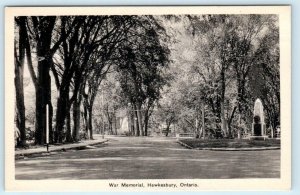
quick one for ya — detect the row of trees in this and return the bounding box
[14,14,280,146]
[14,15,170,146]
[157,15,280,138]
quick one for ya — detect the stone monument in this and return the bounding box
[252,98,266,137]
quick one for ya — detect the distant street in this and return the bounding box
[15,136,280,179]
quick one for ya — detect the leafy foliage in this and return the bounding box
[14,14,280,146]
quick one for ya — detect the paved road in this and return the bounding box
[15,136,280,179]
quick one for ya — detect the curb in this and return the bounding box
[177,140,280,151]
[177,139,193,149]
[15,139,109,159]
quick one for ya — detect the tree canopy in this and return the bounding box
[14,14,280,146]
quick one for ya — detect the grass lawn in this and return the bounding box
[180,138,280,149]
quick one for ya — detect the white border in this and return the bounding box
[5,6,291,191]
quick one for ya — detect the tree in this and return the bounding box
[20,16,70,145]
[116,16,170,136]
[249,20,280,137]
[82,63,112,139]
[14,14,280,145]
[184,15,279,138]
[14,17,27,147]
[53,16,105,142]
[156,89,179,136]
[218,15,278,138]
[52,16,85,142]
[97,75,123,135]
[33,17,57,145]
[80,16,137,139]
[186,15,237,137]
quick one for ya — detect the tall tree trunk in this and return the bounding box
[65,108,72,142]
[134,104,140,136]
[237,83,243,139]
[34,17,56,145]
[109,120,113,135]
[201,102,205,139]
[72,74,84,141]
[133,113,137,136]
[88,106,93,139]
[220,70,227,137]
[14,17,27,147]
[136,103,144,136]
[165,121,171,137]
[130,104,135,136]
[236,76,246,139]
[55,68,74,142]
[237,111,242,139]
[227,106,237,139]
[55,87,69,143]
[220,101,227,137]
[144,112,149,136]
[48,102,54,144]
[35,63,52,145]
[73,96,81,142]
[104,105,113,135]
[270,122,274,138]
[127,105,133,136]
[83,102,89,137]
[101,118,105,135]
[114,112,117,135]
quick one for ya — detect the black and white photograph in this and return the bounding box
[5,6,291,191]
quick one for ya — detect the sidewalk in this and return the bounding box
[15,135,108,158]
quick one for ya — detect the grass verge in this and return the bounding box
[179,138,280,149]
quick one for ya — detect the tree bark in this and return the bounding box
[220,70,227,137]
[130,104,135,136]
[72,95,81,142]
[127,105,133,136]
[83,101,89,137]
[114,110,117,135]
[165,121,171,137]
[201,102,205,139]
[55,87,70,143]
[144,112,149,136]
[15,17,27,147]
[134,104,140,136]
[34,17,56,145]
[136,103,144,136]
[237,112,242,139]
[65,109,73,142]
[108,120,113,135]
[227,106,237,138]
[220,101,227,137]
[88,106,94,139]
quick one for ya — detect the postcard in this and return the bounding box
[5,6,291,191]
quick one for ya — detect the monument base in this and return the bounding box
[252,123,266,137]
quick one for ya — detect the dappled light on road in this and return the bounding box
[16,136,280,179]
